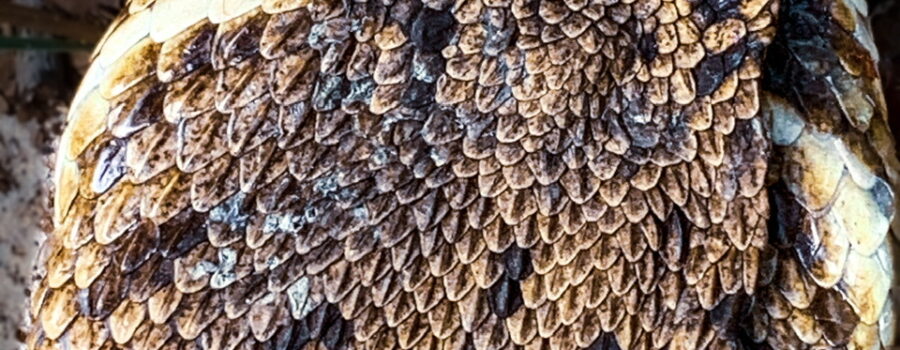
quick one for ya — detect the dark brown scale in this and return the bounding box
[587,333,622,350]
[721,39,748,73]
[126,254,171,302]
[173,291,224,340]
[691,3,717,30]
[810,288,858,346]
[89,138,128,195]
[157,209,209,259]
[215,12,269,68]
[637,34,659,62]
[411,9,457,54]
[117,220,160,273]
[661,209,689,269]
[762,0,853,132]
[694,56,726,97]
[222,274,267,318]
[766,182,805,250]
[83,267,127,320]
[489,246,532,318]
[108,82,166,138]
[161,23,216,82]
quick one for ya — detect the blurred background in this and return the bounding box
[0,0,898,348]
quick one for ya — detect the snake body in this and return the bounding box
[27,0,900,349]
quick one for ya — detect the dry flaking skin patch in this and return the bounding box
[26,0,899,349]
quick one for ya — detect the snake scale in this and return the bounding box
[25,0,900,348]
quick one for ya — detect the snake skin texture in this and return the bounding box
[26,0,899,349]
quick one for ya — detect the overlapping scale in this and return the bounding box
[752,0,900,344]
[29,0,900,349]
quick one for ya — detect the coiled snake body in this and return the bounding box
[27,0,900,348]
